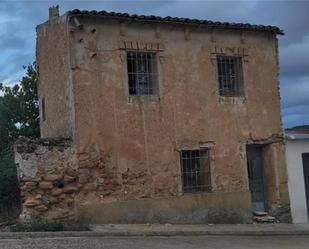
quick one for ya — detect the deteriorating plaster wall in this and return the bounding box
[20,13,291,223]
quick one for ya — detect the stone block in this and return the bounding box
[64,175,76,183]
[65,198,75,206]
[83,183,97,190]
[78,153,89,161]
[62,184,79,193]
[59,194,67,199]
[34,204,48,212]
[79,160,93,168]
[66,168,78,177]
[44,173,63,181]
[37,189,45,195]
[24,199,42,207]
[42,195,58,205]
[51,188,63,196]
[78,175,89,184]
[79,169,90,175]
[96,177,105,185]
[24,181,38,189]
[39,181,53,189]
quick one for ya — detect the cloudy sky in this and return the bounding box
[0,0,308,128]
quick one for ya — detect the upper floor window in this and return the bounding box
[127,52,157,95]
[217,56,244,97]
[180,149,211,193]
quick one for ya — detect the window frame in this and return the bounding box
[180,148,212,193]
[216,55,244,97]
[126,51,158,96]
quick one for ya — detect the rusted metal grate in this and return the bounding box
[217,56,244,97]
[127,52,157,95]
[180,149,211,193]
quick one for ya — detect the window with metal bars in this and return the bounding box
[217,56,244,97]
[180,149,211,193]
[127,51,157,95]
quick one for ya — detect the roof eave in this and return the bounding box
[66,10,284,35]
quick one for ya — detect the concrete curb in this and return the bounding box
[1,229,309,239]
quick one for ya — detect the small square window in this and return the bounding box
[127,52,157,95]
[217,56,244,97]
[180,149,211,193]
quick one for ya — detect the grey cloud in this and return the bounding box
[0,47,34,83]
[248,1,309,45]
[280,76,309,109]
[18,0,176,18]
[283,113,309,128]
[143,0,250,22]
[282,104,309,117]
[0,35,27,50]
[280,35,309,78]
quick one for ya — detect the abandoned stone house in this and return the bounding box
[15,6,291,223]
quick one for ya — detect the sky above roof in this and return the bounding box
[0,0,308,128]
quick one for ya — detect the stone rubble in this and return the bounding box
[14,137,160,222]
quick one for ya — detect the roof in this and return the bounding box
[286,133,309,141]
[67,9,284,35]
[285,130,309,141]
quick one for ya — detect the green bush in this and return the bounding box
[0,145,21,220]
[10,221,64,232]
[0,146,19,195]
[10,221,89,232]
[31,221,64,232]
[0,63,39,221]
[9,223,30,232]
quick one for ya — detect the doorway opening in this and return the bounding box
[246,145,266,212]
[302,153,309,220]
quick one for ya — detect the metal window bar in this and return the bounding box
[217,56,244,97]
[127,52,157,95]
[180,149,211,193]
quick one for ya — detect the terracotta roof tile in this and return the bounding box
[67,9,284,35]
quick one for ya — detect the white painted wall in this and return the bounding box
[286,140,309,223]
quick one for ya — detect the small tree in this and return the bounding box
[0,62,39,221]
[0,63,39,149]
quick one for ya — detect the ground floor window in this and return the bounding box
[180,149,211,193]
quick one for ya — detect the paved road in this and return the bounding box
[1,235,309,249]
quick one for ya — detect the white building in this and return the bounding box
[286,131,309,223]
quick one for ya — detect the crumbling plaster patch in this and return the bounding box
[15,153,38,179]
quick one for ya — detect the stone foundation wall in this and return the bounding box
[15,137,78,222]
[269,203,292,223]
[15,137,290,224]
[78,191,252,224]
[15,137,170,222]
[15,137,253,224]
